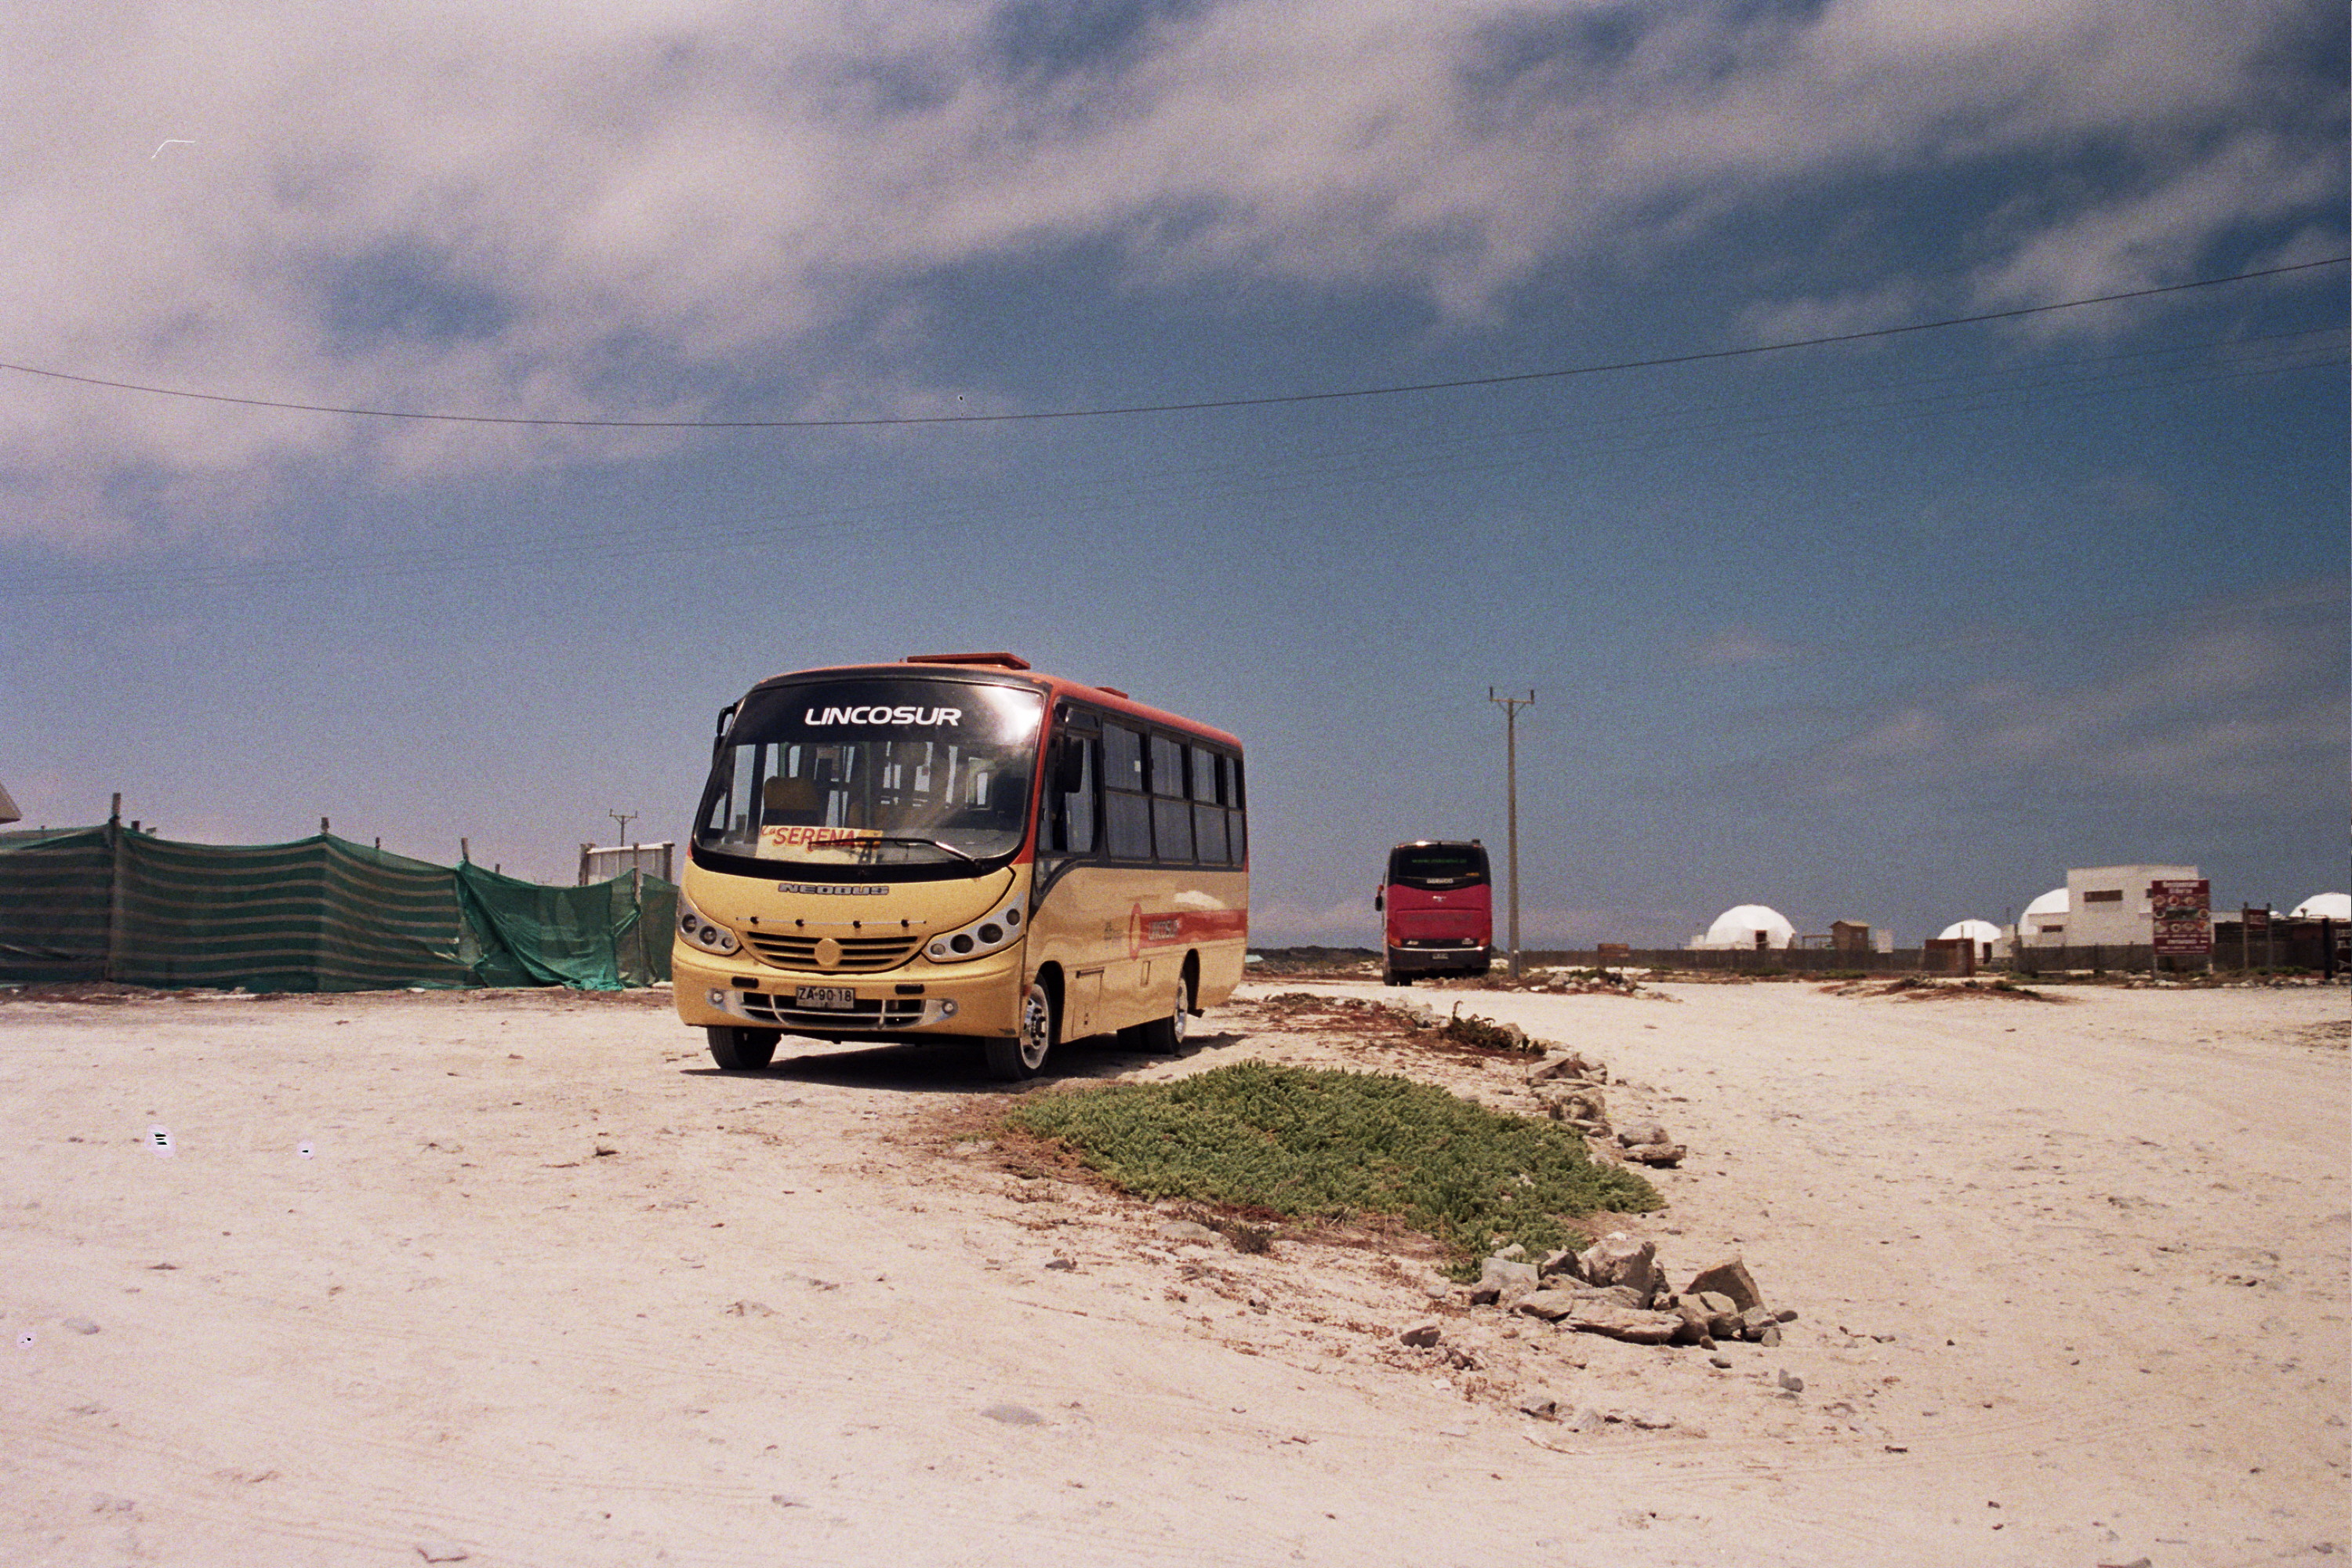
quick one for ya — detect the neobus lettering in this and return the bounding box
[803,705,963,727]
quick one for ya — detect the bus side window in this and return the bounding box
[1226,754,1247,866]
[1189,743,1227,865]
[1053,735,1098,855]
[1149,734,1194,862]
[1102,724,1152,860]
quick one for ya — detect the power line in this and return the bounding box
[0,257,2340,431]
[2,323,2338,601]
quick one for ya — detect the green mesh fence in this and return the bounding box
[0,825,673,993]
[0,827,111,983]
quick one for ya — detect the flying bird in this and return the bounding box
[152,139,196,159]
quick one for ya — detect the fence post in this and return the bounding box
[104,801,127,985]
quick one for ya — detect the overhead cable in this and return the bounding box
[0,257,2341,430]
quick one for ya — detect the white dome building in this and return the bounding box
[2291,892,2351,920]
[1693,904,1796,950]
[2017,887,2069,942]
[1938,918,2003,963]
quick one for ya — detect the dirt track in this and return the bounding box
[2,978,2343,1566]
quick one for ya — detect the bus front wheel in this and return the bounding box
[706,1025,780,1071]
[986,980,1057,1080]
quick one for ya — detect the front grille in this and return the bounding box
[742,931,923,973]
[740,993,927,1031]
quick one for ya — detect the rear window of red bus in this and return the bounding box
[1387,845,1488,889]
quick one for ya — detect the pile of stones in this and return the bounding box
[1526,1051,1686,1166]
[1417,1237,1793,1349]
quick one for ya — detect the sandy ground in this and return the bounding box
[2,976,2344,1567]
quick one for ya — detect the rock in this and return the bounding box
[1512,1290,1581,1323]
[1777,1369,1804,1393]
[1759,1323,1782,1348]
[1708,1355,1733,1370]
[1684,1258,1763,1314]
[1615,1122,1668,1148]
[981,1403,1044,1425]
[1044,1258,1077,1272]
[723,1300,776,1317]
[1539,1086,1609,1124]
[1579,1283,1651,1311]
[1538,1247,1584,1282]
[1516,1392,1560,1420]
[1530,1051,1606,1084]
[1774,1308,1799,1323]
[1623,1142,1686,1167]
[1399,1323,1443,1348]
[1564,1301,1682,1345]
[62,1318,99,1335]
[1156,1220,1219,1244]
[1627,1411,1677,1431]
[1495,1243,1527,1261]
[1576,1234,1661,1306]
[1675,1302,1715,1346]
[1739,1305,1776,1341]
[415,1541,470,1563]
[1477,1255,1541,1308]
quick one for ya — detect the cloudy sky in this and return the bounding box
[2,0,2344,946]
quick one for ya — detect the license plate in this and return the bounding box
[794,986,858,1011]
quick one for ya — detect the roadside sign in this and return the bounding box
[2150,878,2212,956]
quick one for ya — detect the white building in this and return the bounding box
[2019,864,2201,947]
[2290,892,2350,921]
[2016,887,2068,944]
[1936,918,2004,962]
[1690,904,1796,950]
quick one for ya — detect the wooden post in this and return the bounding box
[105,808,127,984]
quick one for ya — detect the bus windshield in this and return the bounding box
[696,677,1045,872]
[1388,844,1488,889]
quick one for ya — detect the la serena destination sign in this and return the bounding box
[2150,878,2213,956]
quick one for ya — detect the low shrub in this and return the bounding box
[1000,1061,1658,1274]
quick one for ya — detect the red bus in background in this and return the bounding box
[1376,840,1494,985]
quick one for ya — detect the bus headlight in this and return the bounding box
[924,901,1024,964]
[677,889,741,955]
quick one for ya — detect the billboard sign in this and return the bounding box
[2150,878,2212,956]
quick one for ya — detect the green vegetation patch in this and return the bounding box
[1001,1061,1660,1272]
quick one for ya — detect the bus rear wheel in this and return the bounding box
[1138,970,1191,1054]
[985,980,1057,1080]
[706,1025,780,1071]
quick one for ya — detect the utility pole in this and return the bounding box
[1487,688,1535,981]
[609,809,637,847]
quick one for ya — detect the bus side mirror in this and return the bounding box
[1373,891,1384,912]
[712,702,738,759]
[1054,735,1086,792]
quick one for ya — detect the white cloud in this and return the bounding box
[0,0,2336,549]
[1809,579,2348,807]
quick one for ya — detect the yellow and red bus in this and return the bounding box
[673,653,1247,1079]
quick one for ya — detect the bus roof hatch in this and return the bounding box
[902,652,1032,670]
